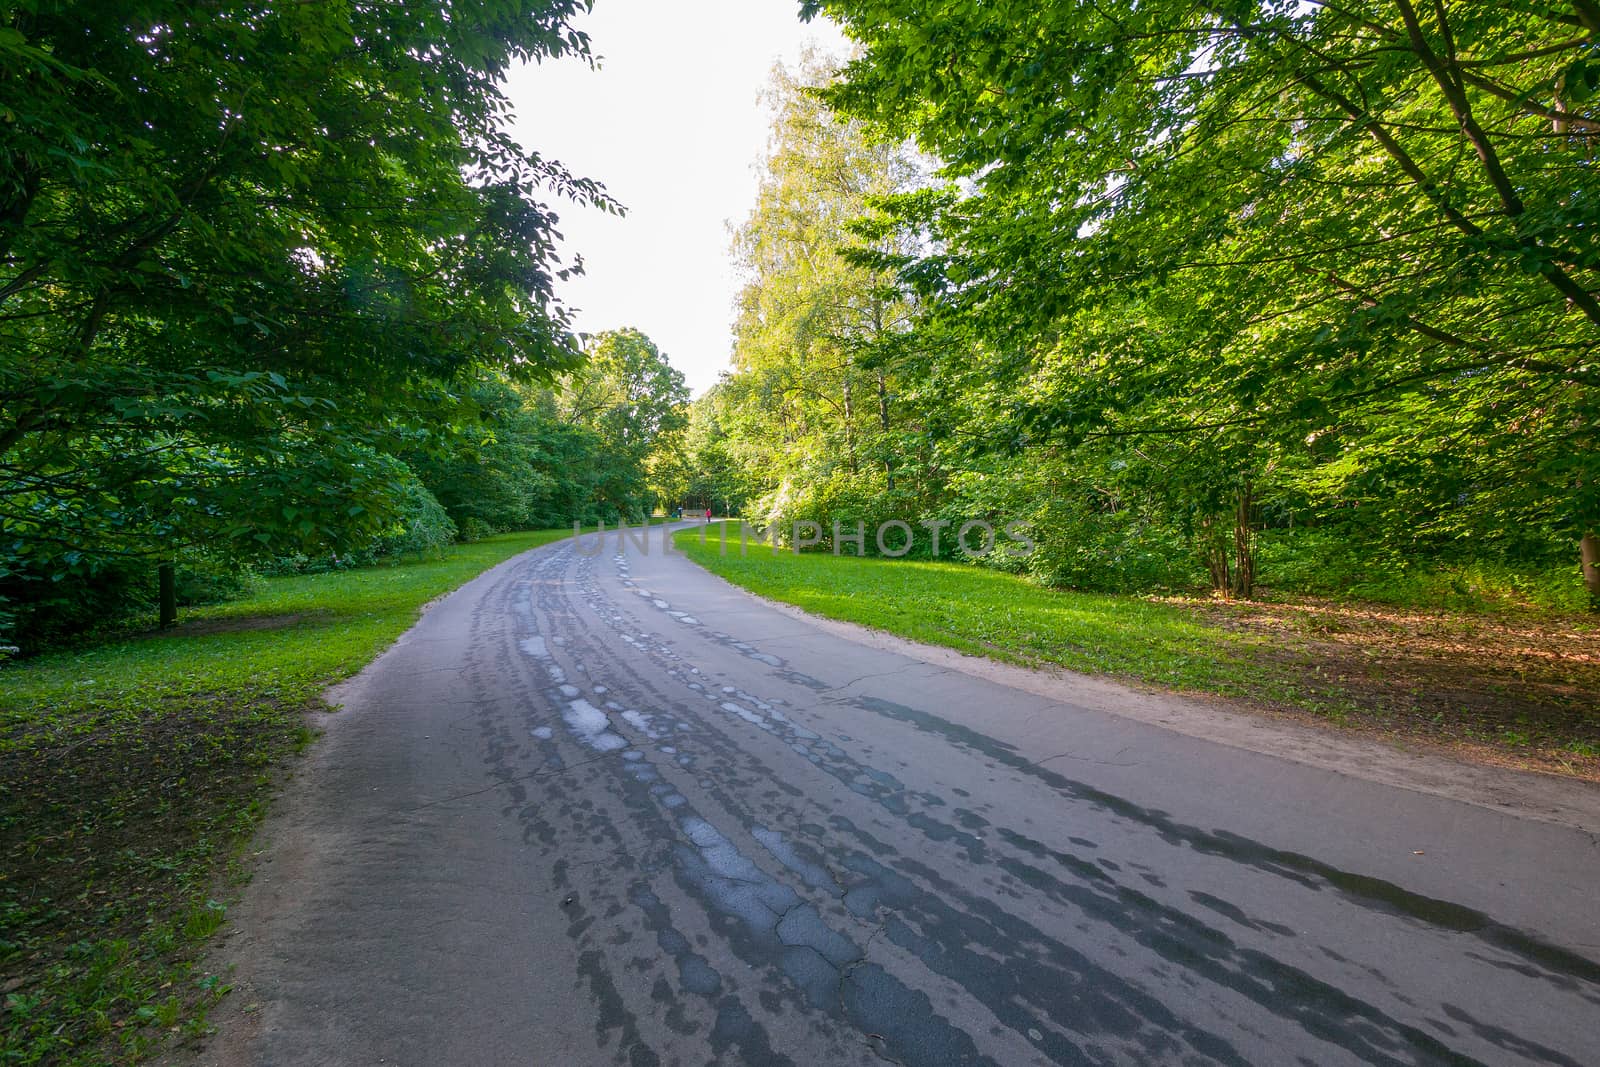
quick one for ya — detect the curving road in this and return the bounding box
[194,526,1600,1066]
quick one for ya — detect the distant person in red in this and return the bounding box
[704,507,712,523]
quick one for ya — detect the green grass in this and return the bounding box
[0,528,581,1065]
[676,523,1298,702]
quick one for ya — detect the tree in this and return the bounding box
[644,404,693,514]
[404,380,606,535]
[723,52,935,543]
[1,1,612,613]
[560,328,689,518]
[681,383,761,516]
[806,0,1600,597]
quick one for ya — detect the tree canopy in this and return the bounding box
[559,327,690,516]
[0,4,711,647]
[1,1,612,580]
[703,6,1600,603]
[8,0,1599,645]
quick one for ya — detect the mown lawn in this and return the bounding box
[0,528,579,1065]
[677,523,1600,778]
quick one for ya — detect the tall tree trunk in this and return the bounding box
[1200,515,1230,595]
[1231,486,1255,600]
[842,377,858,474]
[868,291,896,492]
[876,371,893,491]
[1582,531,1600,607]
[158,562,177,628]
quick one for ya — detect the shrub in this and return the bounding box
[175,551,262,605]
[1018,499,1202,594]
[369,480,457,560]
[0,552,153,653]
[758,472,910,556]
[456,516,498,544]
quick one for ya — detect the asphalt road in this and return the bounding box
[196,525,1600,1066]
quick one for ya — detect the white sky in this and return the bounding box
[503,1,849,395]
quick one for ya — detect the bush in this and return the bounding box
[456,516,498,544]
[263,478,458,573]
[0,553,154,653]
[757,472,911,556]
[1018,498,1202,594]
[0,548,264,653]
[369,480,457,560]
[175,551,262,606]
[1252,528,1403,597]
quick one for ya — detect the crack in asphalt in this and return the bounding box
[1032,746,1139,769]
[819,662,938,694]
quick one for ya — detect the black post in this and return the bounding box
[158,562,177,628]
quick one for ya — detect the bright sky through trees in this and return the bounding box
[503,0,847,395]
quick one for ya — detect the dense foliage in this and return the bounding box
[559,327,690,515]
[0,4,682,650]
[697,6,1600,606]
[682,54,932,544]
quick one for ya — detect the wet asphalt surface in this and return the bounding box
[200,526,1600,1066]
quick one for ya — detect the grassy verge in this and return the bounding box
[677,523,1600,779]
[0,528,580,1065]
